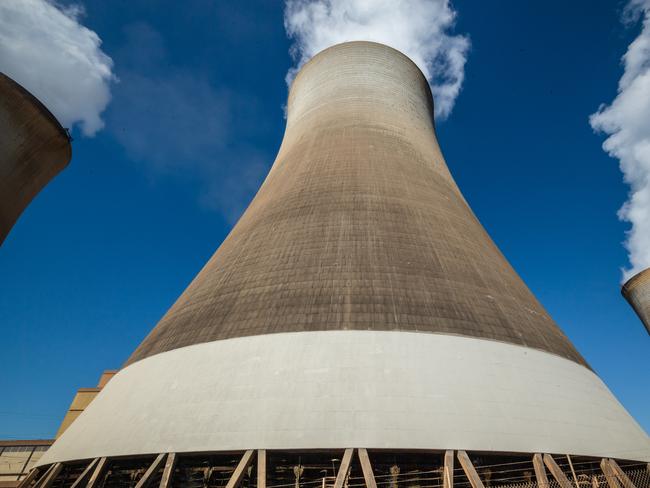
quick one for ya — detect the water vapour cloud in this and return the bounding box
[590,0,650,281]
[0,0,114,136]
[283,0,469,119]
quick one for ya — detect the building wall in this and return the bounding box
[0,441,52,486]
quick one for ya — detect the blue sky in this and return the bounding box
[1,0,649,440]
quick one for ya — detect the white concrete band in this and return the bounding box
[39,331,650,465]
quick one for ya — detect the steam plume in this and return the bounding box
[284,0,469,119]
[590,0,650,281]
[0,0,114,136]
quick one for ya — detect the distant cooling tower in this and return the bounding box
[622,268,650,334]
[28,42,649,488]
[0,73,71,245]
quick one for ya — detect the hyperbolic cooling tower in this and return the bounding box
[37,42,649,474]
[0,73,71,245]
[622,268,650,334]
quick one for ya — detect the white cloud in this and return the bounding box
[0,0,114,136]
[283,0,470,119]
[590,0,650,281]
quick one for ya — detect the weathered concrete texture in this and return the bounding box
[0,73,71,245]
[622,268,650,334]
[127,41,585,367]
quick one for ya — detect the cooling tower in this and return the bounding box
[0,73,71,245]
[31,42,649,488]
[622,268,650,334]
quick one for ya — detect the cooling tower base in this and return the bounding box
[25,449,650,488]
[39,331,650,466]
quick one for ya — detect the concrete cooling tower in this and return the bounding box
[27,42,649,488]
[0,73,71,245]
[622,268,650,334]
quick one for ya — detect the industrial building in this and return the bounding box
[0,441,52,487]
[12,42,650,488]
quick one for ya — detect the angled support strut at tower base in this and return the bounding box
[35,463,62,488]
[257,450,267,488]
[87,457,108,488]
[544,454,574,488]
[70,458,99,488]
[444,450,455,488]
[225,450,256,488]
[608,459,638,488]
[358,448,377,488]
[600,459,621,488]
[17,468,40,488]
[457,451,486,488]
[533,454,550,488]
[333,449,354,488]
[134,453,167,488]
[159,453,177,488]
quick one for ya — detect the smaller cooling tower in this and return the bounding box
[0,73,72,245]
[622,267,650,334]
